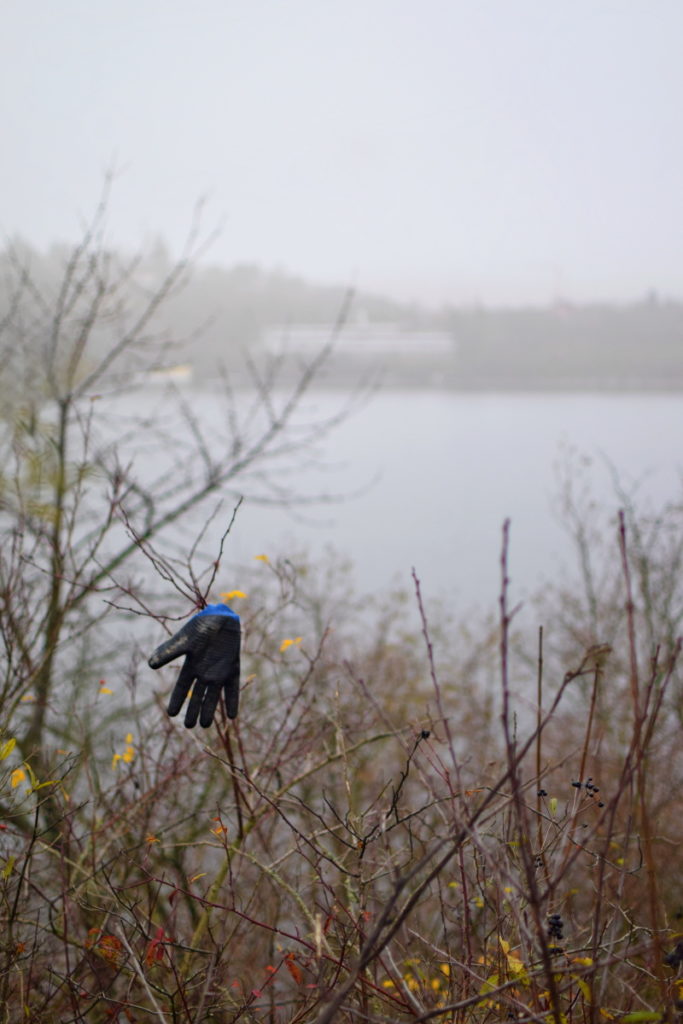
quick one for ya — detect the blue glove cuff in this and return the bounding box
[196,603,240,622]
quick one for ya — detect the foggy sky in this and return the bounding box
[2,1,683,307]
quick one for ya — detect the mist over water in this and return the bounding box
[114,386,683,612]
[5,0,681,625]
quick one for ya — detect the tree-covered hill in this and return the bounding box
[2,238,682,389]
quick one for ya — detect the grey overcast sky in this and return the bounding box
[2,1,682,306]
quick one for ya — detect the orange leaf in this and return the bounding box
[91,933,124,965]
[285,953,303,984]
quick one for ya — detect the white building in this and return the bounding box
[263,322,456,358]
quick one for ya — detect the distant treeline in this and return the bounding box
[2,238,682,389]
[444,300,683,391]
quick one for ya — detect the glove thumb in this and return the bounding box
[148,621,194,669]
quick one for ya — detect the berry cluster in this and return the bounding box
[547,913,565,954]
[664,941,683,969]
[570,777,605,808]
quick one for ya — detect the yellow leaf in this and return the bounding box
[19,694,35,702]
[146,834,159,844]
[507,953,526,977]
[480,973,499,995]
[190,872,207,883]
[280,637,302,652]
[10,769,26,789]
[112,754,122,769]
[99,686,113,695]
[439,963,450,977]
[549,797,558,816]
[500,937,527,980]
[2,855,15,879]
[125,733,133,744]
[220,590,247,600]
[0,738,16,761]
[122,748,134,763]
[254,554,269,563]
[573,976,591,1002]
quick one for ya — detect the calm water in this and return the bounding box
[112,387,683,612]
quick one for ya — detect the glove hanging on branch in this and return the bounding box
[148,603,241,728]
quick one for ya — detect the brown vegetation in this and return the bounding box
[1,188,682,1022]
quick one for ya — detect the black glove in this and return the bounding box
[148,603,241,728]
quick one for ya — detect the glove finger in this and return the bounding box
[224,678,239,720]
[167,658,195,718]
[184,679,207,729]
[199,685,222,728]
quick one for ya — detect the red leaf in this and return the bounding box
[145,926,169,967]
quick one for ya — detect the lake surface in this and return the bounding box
[112,386,683,613]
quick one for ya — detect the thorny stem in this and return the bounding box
[618,509,640,722]
[499,519,564,1024]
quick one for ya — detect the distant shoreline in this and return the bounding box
[187,370,683,394]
